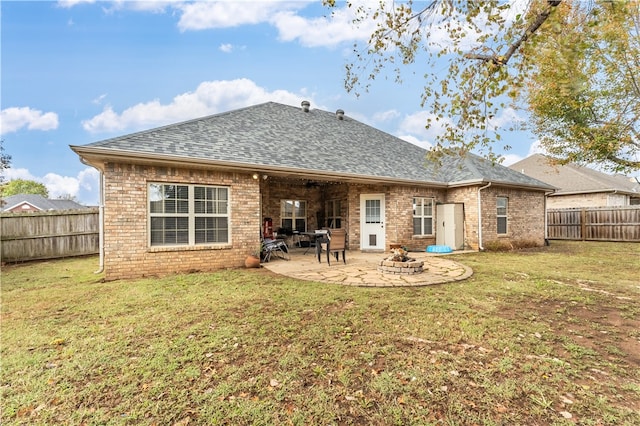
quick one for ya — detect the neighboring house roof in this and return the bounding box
[509,154,640,196]
[71,101,553,191]
[1,194,87,212]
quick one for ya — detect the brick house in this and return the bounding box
[71,101,553,280]
[510,154,640,208]
[1,194,89,213]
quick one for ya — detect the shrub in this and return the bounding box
[484,239,541,252]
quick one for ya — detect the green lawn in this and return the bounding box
[2,241,639,425]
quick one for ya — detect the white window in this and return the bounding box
[148,183,229,246]
[413,198,434,236]
[497,196,508,235]
[326,199,342,229]
[281,200,307,232]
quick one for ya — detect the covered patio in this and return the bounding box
[259,246,473,287]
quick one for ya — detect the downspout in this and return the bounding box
[477,182,492,251]
[81,158,104,274]
[544,190,552,246]
[95,171,104,274]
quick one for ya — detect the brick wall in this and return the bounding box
[345,183,447,252]
[446,186,481,249]
[102,163,260,280]
[101,164,547,279]
[448,185,546,249]
[384,185,447,251]
[7,203,40,213]
[547,192,629,209]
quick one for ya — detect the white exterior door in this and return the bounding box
[436,203,465,249]
[360,194,385,251]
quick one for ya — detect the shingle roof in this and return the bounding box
[509,154,640,196]
[1,194,88,211]
[72,101,552,190]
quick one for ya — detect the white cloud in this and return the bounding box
[82,78,308,133]
[271,6,375,48]
[42,173,80,199]
[57,1,375,49]
[4,167,99,205]
[487,107,525,131]
[528,139,548,156]
[92,93,108,105]
[501,153,523,166]
[501,139,548,166]
[125,1,181,13]
[398,134,433,150]
[373,109,401,123]
[177,1,286,31]
[1,107,59,135]
[398,111,451,141]
[219,43,233,53]
[57,0,96,8]
[3,167,33,181]
[422,0,531,55]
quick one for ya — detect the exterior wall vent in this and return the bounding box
[301,101,310,112]
[336,109,345,120]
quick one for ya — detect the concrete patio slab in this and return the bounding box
[260,248,473,287]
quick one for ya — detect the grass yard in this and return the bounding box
[2,241,639,425]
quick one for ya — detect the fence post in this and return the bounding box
[580,209,586,241]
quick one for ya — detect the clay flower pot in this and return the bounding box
[245,255,261,268]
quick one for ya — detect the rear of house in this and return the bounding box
[71,101,552,280]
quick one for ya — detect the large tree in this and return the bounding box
[1,179,49,198]
[326,0,639,173]
[0,139,11,184]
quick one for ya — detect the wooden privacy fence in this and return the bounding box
[1,209,99,262]
[547,206,640,242]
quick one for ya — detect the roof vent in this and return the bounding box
[336,109,345,120]
[301,100,310,112]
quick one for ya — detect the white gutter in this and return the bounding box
[80,157,104,274]
[477,182,492,251]
[95,171,104,274]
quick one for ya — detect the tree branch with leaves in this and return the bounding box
[327,0,639,173]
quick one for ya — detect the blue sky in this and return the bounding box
[1,0,546,206]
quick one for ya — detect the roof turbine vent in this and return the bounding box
[336,109,345,120]
[301,100,310,112]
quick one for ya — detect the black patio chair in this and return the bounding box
[262,238,290,262]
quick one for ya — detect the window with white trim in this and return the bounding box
[281,200,307,232]
[497,196,508,235]
[149,183,229,246]
[326,199,342,228]
[413,198,434,236]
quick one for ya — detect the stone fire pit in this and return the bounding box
[377,248,424,275]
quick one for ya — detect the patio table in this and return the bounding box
[300,231,329,262]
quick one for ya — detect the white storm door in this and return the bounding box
[360,194,385,250]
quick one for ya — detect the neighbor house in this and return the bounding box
[1,194,89,213]
[71,101,554,280]
[510,154,640,209]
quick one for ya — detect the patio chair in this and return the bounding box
[321,228,346,266]
[262,238,290,262]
